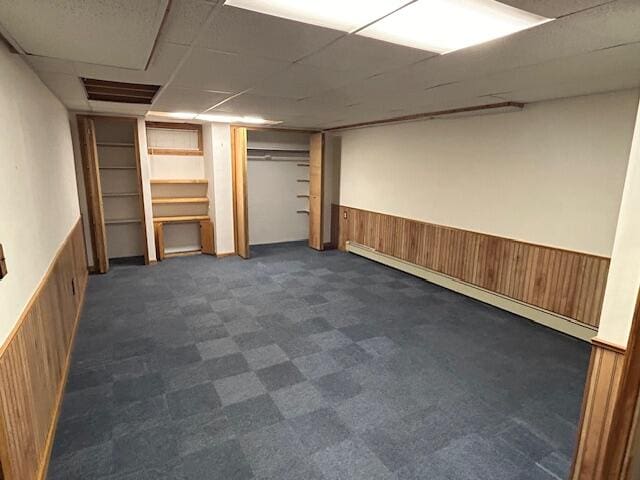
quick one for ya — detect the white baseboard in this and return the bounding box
[346,241,597,342]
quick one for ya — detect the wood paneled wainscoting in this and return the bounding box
[571,338,626,479]
[332,205,609,331]
[0,219,88,480]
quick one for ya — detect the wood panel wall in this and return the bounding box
[333,205,609,328]
[0,220,88,480]
[571,340,626,479]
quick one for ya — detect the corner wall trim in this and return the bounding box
[0,219,88,480]
[347,241,596,342]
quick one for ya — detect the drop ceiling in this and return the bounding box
[1,0,638,129]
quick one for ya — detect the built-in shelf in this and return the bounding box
[105,218,142,225]
[297,163,309,167]
[103,192,139,197]
[248,147,309,153]
[99,166,137,170]
[297,210,310,214]
[150,179,208,185]
[154,215,210,223]
[297,179,310,183]
[152,197,209,205]
[296,194,309,198]
[97,142,135,147]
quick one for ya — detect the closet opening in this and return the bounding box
[231,126,324,259]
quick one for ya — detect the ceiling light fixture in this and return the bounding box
[167,112,198,119]
[224,0,551,54]
[359,0,551,53]
[196,113,281,125]
[225,0,414,33]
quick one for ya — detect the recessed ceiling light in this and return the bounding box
[196,113,281,125]
[224,0,414,33]
[167,112,198,119]
[358,0,551,54]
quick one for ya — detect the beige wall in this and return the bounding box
[598,94,640,346]
[0,45,80,344]
[338,90,639,257]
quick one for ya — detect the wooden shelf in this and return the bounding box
[297,194,309,198]
[152,197,209,204]
[97,142,135,147]
[297,179,310,183]
[150,179,208,185]
[99,166,137,170]
[103,192,139,197]
[105,218,141,225]
[297,163,309,167]
[297,210,310,214]
[154,215,209,224]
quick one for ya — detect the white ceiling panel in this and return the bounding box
[37,72,90,110]
[499,0,612,18]
[26,55,76,75]
[88,100,151,115]
[251,63,370,100]
[173,47,289,93]
[74,42,188,85]
[209,94,309,117]
[198,5,343,62]
[298,34,437,77]
[0,0,169,69]
[153,87,231,113]
[160,0,218,46]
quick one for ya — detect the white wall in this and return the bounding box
[598,94,640,346]
[338,90,639,257]
[0,46,80,344]
[248,160,309,245]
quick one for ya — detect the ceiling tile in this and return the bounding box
[152,87,231,113]
[89,100,151,115]
[198,5,343,62]
[36,72,90,110]
[25,55,76,75]
[210,93,308,117]
[499,0,612,18]
[172,47,289,93]
[251,63,369,100]
[0,0,169,69]
[161,0,217,46]
[298,35,436,76]
[73,42,188,85]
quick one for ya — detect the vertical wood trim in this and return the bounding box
[0,220,88,480]
[308,133,324,250]
[77,116,108,273]
[333,204,608,327]
[231,126,249,259]
[154,222,165,261]
[132,121,149,265]
[601,290,640,479]
[200,220,215,255]
[571,341,626,479]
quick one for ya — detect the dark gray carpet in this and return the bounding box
[48,242,589,480]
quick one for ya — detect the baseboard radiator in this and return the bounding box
[0,219,88,480]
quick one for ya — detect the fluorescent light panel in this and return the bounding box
[224,0,551,53]
[148,111,281,125]
[359,0,551,53]
[225,0,413,33]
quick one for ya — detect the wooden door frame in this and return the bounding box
[77,115,108,273]
[308,132,324,251]
[231,126,250,258]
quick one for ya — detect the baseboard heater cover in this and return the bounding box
[346,241,596,342]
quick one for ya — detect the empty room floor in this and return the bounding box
[48,243,589,480]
